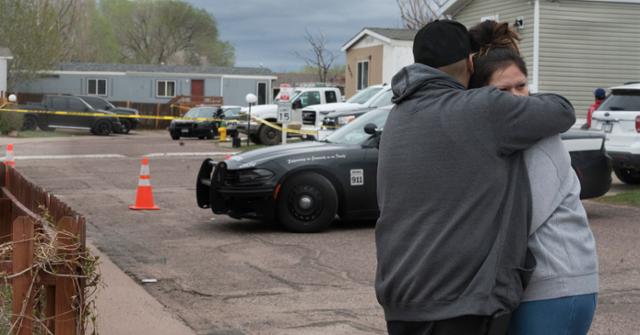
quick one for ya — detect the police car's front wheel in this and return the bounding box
[278,172,337,233]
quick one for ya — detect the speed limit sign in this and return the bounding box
[277,101,292,123]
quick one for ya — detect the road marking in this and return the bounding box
[146,152,237,157]
[13,154,126,160]
[1,152,237,161]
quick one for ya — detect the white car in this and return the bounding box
[591,83,640,184]
[301,84,393,139]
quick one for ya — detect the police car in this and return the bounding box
[197,107,388,233]
[197,107,611,233]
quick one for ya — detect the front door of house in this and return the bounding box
[191,80,204,104]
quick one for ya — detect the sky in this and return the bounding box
[186,0,404,72]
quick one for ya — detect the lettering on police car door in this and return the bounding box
[350,169,364,186]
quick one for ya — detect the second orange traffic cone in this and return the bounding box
[129,157,160,210]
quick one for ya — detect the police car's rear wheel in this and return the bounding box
[278,172,337,233]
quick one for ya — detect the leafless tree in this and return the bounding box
[294,30,336,84]
[397,0,448,30]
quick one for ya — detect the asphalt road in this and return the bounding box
[4,130,640,335]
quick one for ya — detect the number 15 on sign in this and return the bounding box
[277,102,292,144]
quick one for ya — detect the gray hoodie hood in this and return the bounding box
[391,63,464,104]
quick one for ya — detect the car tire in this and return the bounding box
[92,121,112,136]
[120,119,132,134]
[614,167,640,185]
[258,124,281,146]
[277,172,338,233]
[206,130,214,140]
[22,116,37,131]
[170,131,180,140]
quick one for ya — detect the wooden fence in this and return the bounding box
[0,164,86,335]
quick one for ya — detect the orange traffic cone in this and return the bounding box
[129,157,160,210]
[4,144,15,167]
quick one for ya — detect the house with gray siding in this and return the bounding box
[16,63,277,106]
[441,0,640,115]
[0,47,13,97]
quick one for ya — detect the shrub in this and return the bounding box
[0,112,24,134]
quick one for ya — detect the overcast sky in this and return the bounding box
[186,0,404,72]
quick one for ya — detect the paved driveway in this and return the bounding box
[7,131,640,334]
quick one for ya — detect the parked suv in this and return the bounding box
[78,95,140,134]
[591,83,640,184]
[21,95,122,135]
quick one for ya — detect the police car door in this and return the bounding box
[361,142,380,215]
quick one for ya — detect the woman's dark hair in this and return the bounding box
[468,20,528,89]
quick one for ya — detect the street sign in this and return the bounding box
[277,101,292,123]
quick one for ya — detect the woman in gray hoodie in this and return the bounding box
[469,21,599,335]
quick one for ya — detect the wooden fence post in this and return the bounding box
[0,198,12,243]
[12,216,34,335]
[55,217,80,335]
[44,285,56,334]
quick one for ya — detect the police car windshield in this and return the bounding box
[325,108,390,145]
[347,86,383,104]
[184,107,215,118]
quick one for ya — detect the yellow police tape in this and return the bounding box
[0,106,322,136]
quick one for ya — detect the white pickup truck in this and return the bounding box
[300,84,391,138]
[240,87,342,145]
[591,83,640,184]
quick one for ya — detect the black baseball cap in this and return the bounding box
[413,20,479,68]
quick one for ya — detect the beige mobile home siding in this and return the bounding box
[540,0,640,116]
[539,0,640,115]
[345,45,384,98]
[454,0,535,81]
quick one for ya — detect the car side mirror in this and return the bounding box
[292,100,302,109]
[364,123,378,135]
[363,123,383,149]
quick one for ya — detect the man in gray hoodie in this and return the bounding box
[375,20,576,334]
